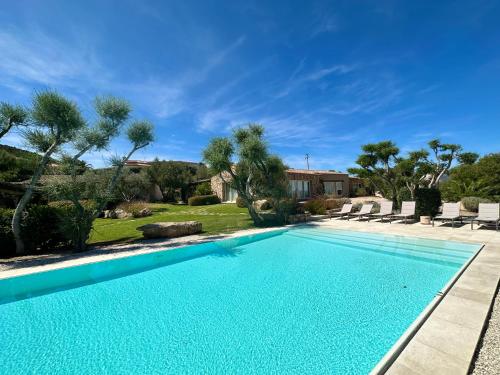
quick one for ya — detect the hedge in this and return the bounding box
[461,196,493,212]
[0,205,72,257]
[415,188,441,218]
[187,194,221,206]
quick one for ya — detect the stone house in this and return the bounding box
[211,169,356,202]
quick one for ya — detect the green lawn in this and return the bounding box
[89,203,254,245]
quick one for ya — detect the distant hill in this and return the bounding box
[0,144,58,182]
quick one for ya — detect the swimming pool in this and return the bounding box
[0,228,481,374]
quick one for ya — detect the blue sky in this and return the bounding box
[1,0,499,171]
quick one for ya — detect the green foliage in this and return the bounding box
[203,124,288,226]
[0,146,40,182]
[127,121,154,148]
[235,196,246,208]
[304,198,326,215]
[28,91,86,152]
[458,152,479,165]
[0,208,15,256]
[146,159,200,201]
[116,201,150,218]
[440,153,500,202]
[353,187,367,197]
[0,102,28,139]
[325,197,351,209]
[461,197,493,212]
[194,181,212,196]
[347,140,400,205]
[116,170,152,202]
[188,194,221,206]
[415,188,441,218]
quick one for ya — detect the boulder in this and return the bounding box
[138,208,152,217]
[137,221,202,239]
[253,199,272,211]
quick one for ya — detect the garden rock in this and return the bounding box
[137,221,202,239]
[137,208,152,217]
[254,199,272,211]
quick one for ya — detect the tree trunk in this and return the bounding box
[12,141,59,254]
[0,123,14,139]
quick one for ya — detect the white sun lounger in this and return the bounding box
[432,202,462,228]
[328,204,353,220]
[390,201,415,224]
[471,203,500,231]
[350,204,374,221]
[369,201,393,222]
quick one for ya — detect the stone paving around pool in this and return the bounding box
[1,216,499,374]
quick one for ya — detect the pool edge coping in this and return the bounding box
[369,241,487,374]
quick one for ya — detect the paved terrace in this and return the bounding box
[1,217,499,374]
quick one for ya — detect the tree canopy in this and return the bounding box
[203,124,288,225]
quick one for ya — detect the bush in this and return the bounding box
[236,196,246,208]
[461,196,493,212]
[21,205,69,252]
[194,182,213,196]
[0,208,15,256]
[325,198,351,209]
[354,187,368,197]
[188,194,221,206]
[415,188,441,218]
[116,201,150,217]
[303,198,326,215]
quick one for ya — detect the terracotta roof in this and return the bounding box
[286,169,347,175]
[124,160,152,167]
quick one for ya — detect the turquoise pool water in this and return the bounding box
[0,228,480,374]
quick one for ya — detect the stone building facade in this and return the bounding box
[211,169,354,202]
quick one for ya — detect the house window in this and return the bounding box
[323,181,335,195]
[223,183,238,202]
[289,180,310,199]
[336,181,343,196]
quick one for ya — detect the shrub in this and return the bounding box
[0,208,15,257]
[352,202,363,212]
[194,182,213,196]
[303,198,326,215]
[325,197,351,209]
[236,196,246,208]
[354,187,368,197]
[461,196,493,212]
[21,205,70,252]
[188,194,221,206]
[415,188,441,218]
[116,201,150,217]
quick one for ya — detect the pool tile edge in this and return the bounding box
[378,242,500,375]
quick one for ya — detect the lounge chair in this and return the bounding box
[369,201,393,222]
[390,201,416,224]
[350,204,374,221]
[328,204,353,220]
[471,203,500,231]
[432,202,462,228]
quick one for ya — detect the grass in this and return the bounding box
[89,203,254,245]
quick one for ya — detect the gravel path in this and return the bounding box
[471,286,500,374]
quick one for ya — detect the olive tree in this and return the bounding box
[347,141,401,206]
[12,91,86,254]
[203,124,288,226]
[49,119,154,252]
[47,96,131,251]
[0,102,28,139]
[426,139,462,188]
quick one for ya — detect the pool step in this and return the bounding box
[297,228,477,255]
[284,231,469,267]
